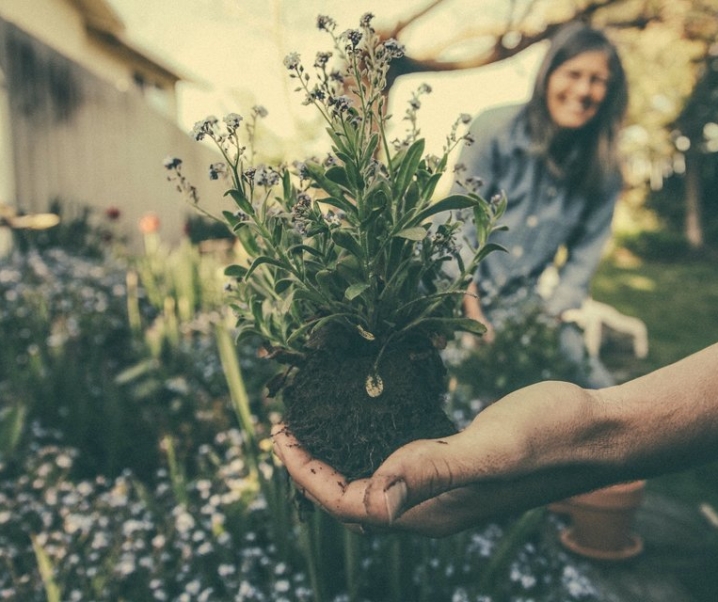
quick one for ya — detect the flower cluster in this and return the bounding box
[0,425,313,602]
[0,427,602,601]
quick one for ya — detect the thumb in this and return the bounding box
[362,435,467,523]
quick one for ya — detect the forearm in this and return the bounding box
[494,344,718,489]
[449,346,718,523]
[595,343,718,479]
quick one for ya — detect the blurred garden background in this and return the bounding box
[1,0,718,601]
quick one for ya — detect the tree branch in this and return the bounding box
[383,0,660,89]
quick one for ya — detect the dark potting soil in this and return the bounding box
[281,335,457,481]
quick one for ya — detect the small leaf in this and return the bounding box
[394,138,425,198]
[345,283,370,300]
[362,133,380,164]
[304,162,348,201]
[421,317,488,336]
[225,188,254,215]
[331,229,364,257]
[245,256,287,279]
[287,244,323,257]
[319,196,358,217]
[365,373,384,397]
[473,242,507,264]
[224,264,248,279]
[403,180,420,212]
[357,325,375,340]
[275,278,294,294]
[394,226,427,241]
[325,165,351,189]
[412,194,477,225]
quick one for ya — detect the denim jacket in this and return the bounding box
[452,104,621,316]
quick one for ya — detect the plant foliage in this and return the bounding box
[169,14,505,368]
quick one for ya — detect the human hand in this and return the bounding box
[272,381,606,537]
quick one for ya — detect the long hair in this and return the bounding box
[525,22,628,196]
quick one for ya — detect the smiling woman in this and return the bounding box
[453,22,629,390]
[546,50,610,129]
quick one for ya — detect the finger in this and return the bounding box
[271,423,374,523]
[271,422,301,464]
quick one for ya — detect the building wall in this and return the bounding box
[0,0,178,118]
[0,18,225,249]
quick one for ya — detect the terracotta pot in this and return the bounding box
[554,480,646,560]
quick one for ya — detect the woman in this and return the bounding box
[455,22,629,388]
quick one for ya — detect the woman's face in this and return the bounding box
[546,50,610,129]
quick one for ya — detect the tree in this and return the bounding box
[673,44,718,249]
[371,0,718,250]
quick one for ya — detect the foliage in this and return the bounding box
[0,423,605,602]
[447,304,580,404]
[170,15,504,386]
[0,242,271,481]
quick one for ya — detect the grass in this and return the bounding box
[593,252,718,373]
[592,251,718,512]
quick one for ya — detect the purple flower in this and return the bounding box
[317,15,336,31]
[163,156,182,170]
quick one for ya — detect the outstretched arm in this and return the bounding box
[273,343,718,537]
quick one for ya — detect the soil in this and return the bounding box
[280,330,457,481]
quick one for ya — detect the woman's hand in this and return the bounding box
[463,281,495,344]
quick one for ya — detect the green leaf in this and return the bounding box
[345,282,370,300]
[416,316,488,336]
[346,161,363,193]
[286,312,354,345]
[361,133,380,164]
[331,229,364,258]
[315,269,338,291]
[325,165,351,189]
[225,188,254,215]
[287,243,324,257]
[412,194,477,225]
[305,162,350,202]
[320,196,358,217]
[282,169,292,200]
[394,139,425,198]
[336,255,362,281]
[32,535,62,602]
[245,256,288,279]
[361,189,388,226]
[403,180,420,213]
[473,242,507,265]
[235,225,261,256]
[0,403,26,458]
[419,171,444,203]
[394,226,427,241]
[275,278,294,294]
[222,210,241,229]
[224,264,248,279]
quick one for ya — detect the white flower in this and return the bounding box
[283,52,301,70]
[223,113,243,130]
